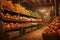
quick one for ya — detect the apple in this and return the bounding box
[15,23,19,27]
[55,23,60,29]
[11,16,14,20]
[4,15,7,19]
[6,13,11,19]
[54,26,58,30]
[50,25,54,28]
[57,29,60,36]
[52,30,57,35]
[5,24,11,29]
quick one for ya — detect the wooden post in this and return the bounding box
[0,0,6,40]
[0,1,1,10]
[55,0,59,16]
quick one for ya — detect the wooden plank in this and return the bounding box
[44,0,47,4]
[26,0,32,6]
[55,0,59,16]
[46,0,50,4]
[51,0,55,4]
[50,0,52,4]
[36,0,41,5]
[31,0,36,4]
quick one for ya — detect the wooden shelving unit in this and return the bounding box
[0,7,42,40]
[2,8,40,19]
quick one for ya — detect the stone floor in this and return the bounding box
[12,26,48,40]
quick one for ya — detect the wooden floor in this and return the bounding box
[12,26,48,40]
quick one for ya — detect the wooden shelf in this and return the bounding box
[2,19,20,23]
[5,27,21,32]
[4,23,41,32]
[2,18,42,23]
[2,8,40,19]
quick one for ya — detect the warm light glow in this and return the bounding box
[38,8,48,14]
[40,9,46,12]
[46,13,49,16]
[44,16,45,17]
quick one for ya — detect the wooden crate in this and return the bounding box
[6,31,20,40]
[31,26,37,31]
[58,35,60,40]
[24,27,32,34]
[42,33,58,40]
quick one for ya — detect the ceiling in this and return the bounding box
[20,0,60,7]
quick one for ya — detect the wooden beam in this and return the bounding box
[39,0,42,5]
[55,0,59,16]
[20,0,27,3]
[44,0,47,4]
[31,0,36,4]
[31,4,52,7]
[32,0,38,6]
[51,0,55,4]
[36,0,41,4]
[26,0,32,6]
[39,0,44,5]
[54,0,55,3]
[36,0,41,5]
[50,0,52,4]
[46,0,50,4]
[59,2,60,16]
[26,0,35,6]
[41,0,45,5]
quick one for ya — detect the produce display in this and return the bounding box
[0,0,42,40]
[1,12,42,22]
[36,18,42,22]
[42,16,60,40]
[43,28,57,35]
[2,22,32,30]
[29,10,39,17]
[20,17,31,21]
[2,0,15,11]
[0,11,40,30]
[1,12,20,20]
[43,16,60,35]
[1,0,42,32]
[14,4,30,16]
[2,0,41,17]
[0,11,41,31]
[2,0,30,16]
